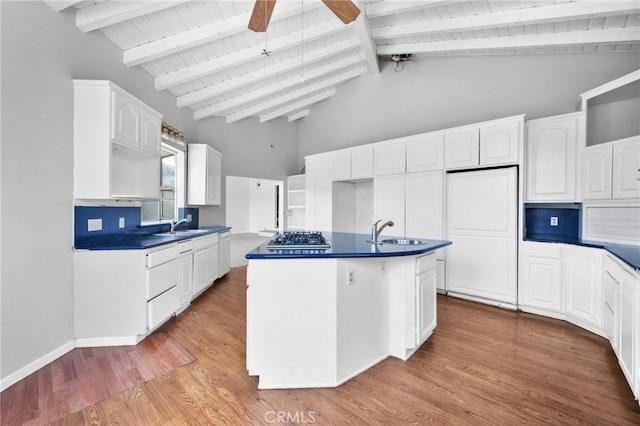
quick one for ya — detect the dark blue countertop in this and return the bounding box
[526,234,640,271]
[74,226,231,250]
[245,232,452,259]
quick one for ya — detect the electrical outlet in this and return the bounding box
[380,261,387,276]
[186,214,192,222]
[119,217,125,228]
[550,216,559,226]
[347,269,355,286]
[87,218,102,232]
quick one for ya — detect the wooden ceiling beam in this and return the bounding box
[260,90,336,122]
[76,1,192,32]
[193,54,366,119]
[353,1,380,75]
[43,1,82,12]
[124,0,323,67]
[225,66,366,123]
[365,0,450,19]
[155,20,348,91]
[377,27,640,55]
[177,38,360,108]
[288,110,310,121]
[373,1,640,40]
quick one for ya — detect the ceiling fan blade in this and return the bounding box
[248,0,277,32]
[321,0,361,24]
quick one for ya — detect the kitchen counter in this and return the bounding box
[74,225,231,250]
[245,232,451,259]
[525,234,640,271]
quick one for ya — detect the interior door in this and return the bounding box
[445,167,518,304]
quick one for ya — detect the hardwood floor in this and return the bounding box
[3,265,640,425]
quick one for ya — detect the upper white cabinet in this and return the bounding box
[332,147,373,180]
[582,136,640,201]
[187,144,222,205]
[73,80,162,200]
[406,133,444,172]
[375,142,406,175]
[445,115,522,170]
[525,112,582,202]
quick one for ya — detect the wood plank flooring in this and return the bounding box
[3,265,640,425]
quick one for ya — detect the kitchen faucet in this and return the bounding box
[369,220,394,245]
[170,218,188,233]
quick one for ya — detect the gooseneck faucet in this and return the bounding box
[370,220,395,245]
[170,218,188,233]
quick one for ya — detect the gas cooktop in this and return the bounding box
[267,231,330,249]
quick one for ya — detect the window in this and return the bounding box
[141,144,183,223]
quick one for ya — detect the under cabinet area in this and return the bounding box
[73,80,163,200]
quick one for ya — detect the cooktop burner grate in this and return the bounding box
[267,231,330,249]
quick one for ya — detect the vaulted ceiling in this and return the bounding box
[45,0,640,124]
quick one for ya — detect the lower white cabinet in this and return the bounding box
[619,267,636,389]
[177,250,194,313]
[218,231,231,277]
[563,245,603,331]
[416,253,437,345]
[193,234,220,296]
[519,242,563,313]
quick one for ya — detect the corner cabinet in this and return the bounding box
[525,112,582,202]
[582,136,640,201]
[73,80,162,200]
[187,144,222,205]
[563,245,603,332]
[519,242,563,314]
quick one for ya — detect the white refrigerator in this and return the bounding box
[445,167,518,306]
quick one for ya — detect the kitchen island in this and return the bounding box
[245,232,451,389]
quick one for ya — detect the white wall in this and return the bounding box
[225,177,251,233]
[227,177,282,233]
[298,53,640,166]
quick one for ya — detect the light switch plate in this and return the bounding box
[119,217,125,228]
[88,218,102,232]
[186,214,192,222]
[550,216,558,226]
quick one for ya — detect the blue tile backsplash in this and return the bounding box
[525,204,581,240]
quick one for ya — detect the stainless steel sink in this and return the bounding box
[380,238,427,245]
[153,229,209,236]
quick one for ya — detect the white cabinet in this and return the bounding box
[373,174,406,238]
[405,171,444,240]
[218,230,231,277]
[563,245,603,330]
[287,174,306,231]
[519,242,563,313]
[582,144,613,200]
[332,147,373,180]
[603,255,621,355]
[305,154,334,232]
[445,116,521,170]
[406,133,444,172]
[73,80,162,200]
[416,253,437,345]
[193,234,220,296]
[582,136,640,201]
[525,112,582,202]
[620,267,636,393]
[613,136,640,200]
[374,142,406,175]
[177,250,194,313]
[187,144,222,205]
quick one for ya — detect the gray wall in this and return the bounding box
[298,53,640,165]
[0,1,296,382]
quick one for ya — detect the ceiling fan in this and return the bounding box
[248,0,361,32]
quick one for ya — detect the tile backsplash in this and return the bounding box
[525,204,581,240]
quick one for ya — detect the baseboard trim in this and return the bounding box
[75,336,141,347]
[0,340,75,392]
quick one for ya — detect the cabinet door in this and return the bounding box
[619,268,636,388]
[332,151,351,180]
[582,144,613,200]
[406,134,444,172]
[445,128,479,170]
[374,174,405,238]
[416,267,437,345]
[178,253,194,307]
[193,247,215,295]
[520,256,562,312]
[351,147,374,179]
[206,147,222,205]
[479,120,519,166]
[405,171,443,240]
[218,232,231,277]
[140,108,161,155]
[612,137,640,200]
[111,89,141,148]
[603,270,620,355]
[563,246,603,328]
[305,155,333,232]
[374,142,406,175]
[525,113,580,202]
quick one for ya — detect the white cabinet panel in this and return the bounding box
[619,268,636,388]
[332,151,351,180]
[375,142,406,175]
[111,89,141,149]
[374,174,405,238]
[520,255,562,312]
[219,231,231,277]
[140,108,162,155]
[351,147,374,178]
[405,171,443,240]
[416,263,437,345]
[525,112,581,202]
[148,287,179,331]
[563,245,602,328]
[193,244,219,296]
[406,134,444,172]
[305,154,333,232]
[445,129,479,170]
[582,144,613,200]
[612,136,640,200]
[603,270,620,354]
[188,144,222,205]
[480,120,519,166]
[178,252,194,309]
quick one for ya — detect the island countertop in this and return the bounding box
[245,232,452,259]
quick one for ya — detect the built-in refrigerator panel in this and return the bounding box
[446,167,518,306]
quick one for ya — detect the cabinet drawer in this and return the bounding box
[147,259,178,300]
[416,253,436,275]
[147,286,179,331]
[603,272,619,312]
[193,234,219,251]
[604,255,622,282]
[147,244,181,268]
[521,242,562,259]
